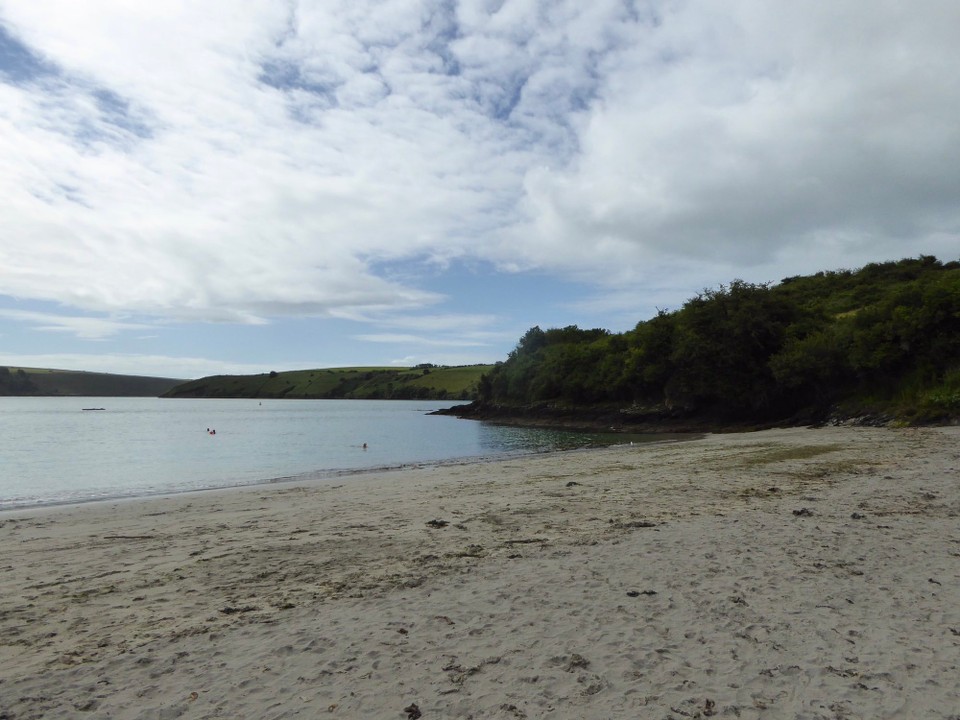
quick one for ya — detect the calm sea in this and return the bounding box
[0,397,649,510]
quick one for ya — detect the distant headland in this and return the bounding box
[0,367,184,397]
[161,364,492,401]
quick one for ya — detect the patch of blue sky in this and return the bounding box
[258,58,341,123]
[0,22,58,84]
[92,88,153,140]
[27,182,87,208]
[423,0,461,77]
[490,75,526,121]
[0,296,328,371]
[64,98,152,151]
[53,183,89,207]
[141,313,466,371]
[149,316,362,369]
[0,298,106,351]
[1,23,153,149]
[567,84,592,114]
[379,257,605,335]
[259,58,336,97]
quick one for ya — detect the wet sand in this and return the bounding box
[2,426,959,718]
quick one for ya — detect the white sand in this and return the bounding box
[2,426,959,719]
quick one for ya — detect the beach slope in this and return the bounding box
[2,426,958,718]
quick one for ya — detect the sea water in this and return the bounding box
[0,397,645,509]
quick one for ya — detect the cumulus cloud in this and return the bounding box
[353,333,475,346]
[1,0,957,339]
[512,0,960,283]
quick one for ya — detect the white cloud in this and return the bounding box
[353,332,489,348]
[1,0,958,336]
[0,309,153,339]
[387,351,499,367]
[339,310,501,332]
[509,0,960,284]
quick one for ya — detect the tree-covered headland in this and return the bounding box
[468,256,960,427]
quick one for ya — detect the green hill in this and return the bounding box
[0,367,185,397]
[162,364,493,401]
[468,255,960,426]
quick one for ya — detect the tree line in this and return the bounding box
[477,256,960,423]
[0,367,40,395]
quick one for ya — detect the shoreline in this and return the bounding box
[0,433,700,514]
[0,451,551,515]
[434,399,958,434]
[3,425,959,718]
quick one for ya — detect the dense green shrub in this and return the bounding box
[478,256,960,421]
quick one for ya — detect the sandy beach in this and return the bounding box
[2,425,959,719]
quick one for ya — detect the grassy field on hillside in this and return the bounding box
[162,364,494,400]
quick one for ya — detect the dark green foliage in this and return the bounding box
[769,325,852,404]
[478,257,960,422]
[624,311,677,401]
[665,280,805,414]
[0,367,40,395]
[491,325,617,405]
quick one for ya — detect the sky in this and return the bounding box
[1,0,958,380]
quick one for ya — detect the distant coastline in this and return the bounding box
[0,366,183,397]
[161,364,491,401]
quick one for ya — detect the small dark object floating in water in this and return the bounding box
[82,407,106,411]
